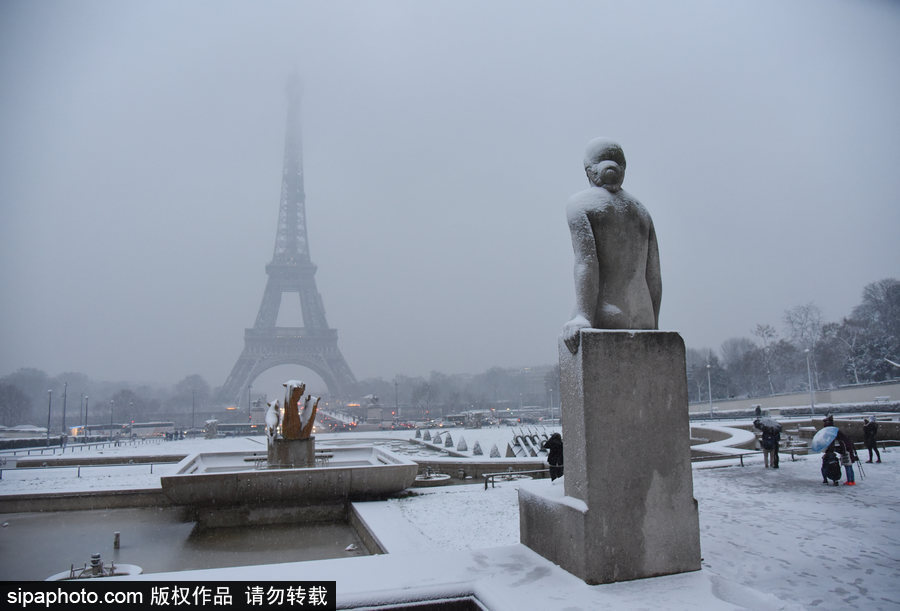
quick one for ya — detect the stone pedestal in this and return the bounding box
[268,436,316,468]
[519,330,700,584]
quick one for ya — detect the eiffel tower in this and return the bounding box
[216,75,356,406]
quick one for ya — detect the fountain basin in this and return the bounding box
[160,445,417,512]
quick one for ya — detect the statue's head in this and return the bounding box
[583,138,626,192]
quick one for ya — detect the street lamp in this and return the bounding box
[46,390,52,446]
[61,382,68,434]
[706,363,713,419]
[805,349,815,416]
[394,379,399,421]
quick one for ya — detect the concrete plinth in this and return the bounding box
[519,330,700,585]
[268,436,316,468]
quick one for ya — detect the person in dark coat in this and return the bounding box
[821,448,841,486]
[829,428,858,486]
[541,432,564,481]
[753,418,781,469]
[863,416,881,463]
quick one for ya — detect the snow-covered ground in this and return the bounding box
[351,451,899,609]
[1,427,898,609]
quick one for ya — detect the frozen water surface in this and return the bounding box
[0,506,366,581]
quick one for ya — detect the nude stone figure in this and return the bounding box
[562,138,661,353]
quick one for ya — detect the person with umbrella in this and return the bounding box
[817,414,859,485]
[812,425,841,485]
[753,416,782,469]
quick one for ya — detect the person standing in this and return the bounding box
[541,432,564,481]
[833,431,858,486]
[754,418,781,469]
[864,416,882,463]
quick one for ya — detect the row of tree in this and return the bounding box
[346,365,557,420]
[2,278,897,427]
[0,364,554,429]
[686,278,899,403]
[0,370,211,429]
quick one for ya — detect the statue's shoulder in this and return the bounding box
[567,187,613,217]
[614,189,652,219]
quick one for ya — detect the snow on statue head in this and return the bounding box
[265,399,280,441]
[277,379,319,440]
[583,138,626,192]
[562,138,662,354]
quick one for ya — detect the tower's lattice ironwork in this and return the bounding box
[217,76,355,405]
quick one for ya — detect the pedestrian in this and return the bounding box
[829,429,859,486]
[863,416,881,463]
[753,417,781,469]
[821,448,841,486]
[541,432,564,481]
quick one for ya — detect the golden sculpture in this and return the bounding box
[280,380,319,440]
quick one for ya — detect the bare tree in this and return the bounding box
[721,337,755,370]
[822,320,862,385]
[752,324,777,395]
[848,278,900,381]
[853,278,900,337]
[0,383,31,427]
[784,303,823,389]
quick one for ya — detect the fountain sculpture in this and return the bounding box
[160,378,418,525]
[267,380,320,468]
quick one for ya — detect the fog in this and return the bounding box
[2,0,899,391]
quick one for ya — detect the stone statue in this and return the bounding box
[562,138,661,353]
[264,400,280,441]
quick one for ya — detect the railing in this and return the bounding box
[483,468,549,489]
[853,439,898,453]
[690,450,803,467]
[0,437,164,457]
[0,461,173,480]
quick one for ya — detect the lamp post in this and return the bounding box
[46,390,52,446]
[805,348,815,416]
[706,363,713,419]
[61,382,67,434]
[84,396,89,441]
[394,379,399,421]
[191,389,196,431]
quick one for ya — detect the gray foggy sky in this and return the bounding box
[1,0,899,391]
